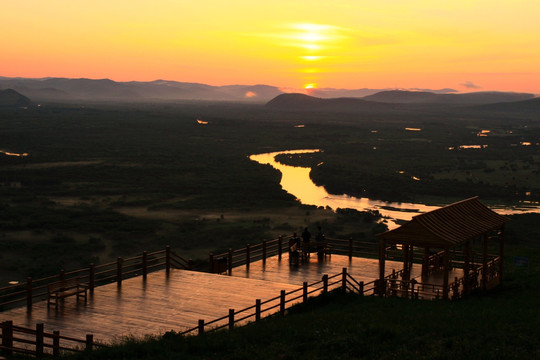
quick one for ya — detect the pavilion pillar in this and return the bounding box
[378,240,386,296]
[408,245,414,273]
[499,224,505,285]
[442,248,450,300]
[409,245,414,273]
[481,234,489,291]
[463,240,471,295]
[402,244,411,281]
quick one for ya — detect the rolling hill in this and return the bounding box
[363,90,534,104]
[265,93,388,112]
[0,88,32,107]
[0,77,283,103]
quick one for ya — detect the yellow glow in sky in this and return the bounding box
[2,0,540,93]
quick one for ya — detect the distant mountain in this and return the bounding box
[265,93,387,112]
[308,88,387,98]
[266,91,540,113]
[0,77,284,102]
[309,87,457,98]
[0,89,32,107]
[363,90,534,105]
[1,77,535,105]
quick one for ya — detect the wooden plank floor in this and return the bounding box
[1,269,301,343]
[2,254,462,346]
[228,253,462,287]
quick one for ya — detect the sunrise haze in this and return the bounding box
[2,0,540,93]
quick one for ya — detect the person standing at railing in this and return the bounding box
[301,228,311,260]
[289,233,300,264]
[291,232,301,248]
[316,226,326,258]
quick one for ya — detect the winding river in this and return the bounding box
[250,149,540,229]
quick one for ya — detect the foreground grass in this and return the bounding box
[60,250,539,360]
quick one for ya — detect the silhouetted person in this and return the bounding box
[316,226,326,257]
[289,232,299,253]
[289,232,300,263]
[292,232,301,247]
[301,227,311,259]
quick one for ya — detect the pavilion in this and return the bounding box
[376,197,509,299]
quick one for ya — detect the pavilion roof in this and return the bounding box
[376,197,509,248]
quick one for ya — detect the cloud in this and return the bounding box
[461,81,481,89]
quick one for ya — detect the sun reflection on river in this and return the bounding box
[250,149,540,230]
[249,149,441,229]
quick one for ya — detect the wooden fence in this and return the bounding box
[209,236,383,273]
[208,235,499,275]
[0,321,107,357]
[0,268,370,357]
[0,246,191,312]
[178,268,375,336]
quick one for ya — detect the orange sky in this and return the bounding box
[2,1,540,93]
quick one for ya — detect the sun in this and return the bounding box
[304,83,317,89]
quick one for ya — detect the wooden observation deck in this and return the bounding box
[0,198,507,356]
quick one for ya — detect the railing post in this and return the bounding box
[303,282,308,302]
[209,254,214,273]
[165,245,171,274]
[53,330,60,357]
[278,236,283,260]
[349,238,353,259]
[359,281,364,295]
[280,290,286,315]
[198,320,204,335]
[246,244,250,270]
[117,257,123,287]
[59,269,65,282]
[36,323,44,356]
[482,235,488,291]
[86,334,93,351]
[2,320,14,356]
[89,263,95,294]
[499,224,505,285]
[229,309,235,330]
[27,277,33,311]
[255,299,261,321]
[228,249,233,275]
[342,267,347,291]
[262,240,267,264]
[443,248,450,299]
[141,251,148,279]
[323,275,328,294]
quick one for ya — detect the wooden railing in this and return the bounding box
[178,268,372,336]
[0,246,192,312]
[210,237,286,273]
[383,278,445,300]
[0,321,107,357]
[209,236,381,273]
[379,255,501,301]
[327,238,381,258]
[208,236,503,276]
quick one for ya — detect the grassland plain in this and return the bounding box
[0,101,539,283]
